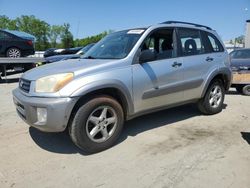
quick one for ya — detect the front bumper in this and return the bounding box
[12,88,79,132]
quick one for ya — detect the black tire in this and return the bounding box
[242,85,250,96]
[198,80,225,115]
[69,96,124,153]
[6,47,21,58]
[236,85,243,93]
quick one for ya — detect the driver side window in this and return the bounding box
[141,28,175,61]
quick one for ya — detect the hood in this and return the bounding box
[22,58,123,81]
[45,54,80,63]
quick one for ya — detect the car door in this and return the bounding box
[176,28,219,101]
[132,28,185,113]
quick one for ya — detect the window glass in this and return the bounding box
[141,29,174,61]
[206,33,224,52]
[230,50,250,59]
[178,28,205,56]
[82,30,144,59]
[0,32,4,39]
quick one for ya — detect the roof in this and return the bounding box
[3,29,36,41]
[160,21,212,30]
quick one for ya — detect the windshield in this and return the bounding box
[230,49,250,59]
[82,29,144,59]
[77,43,95,55]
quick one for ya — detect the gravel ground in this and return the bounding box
[0,75,249,188]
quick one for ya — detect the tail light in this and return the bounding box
[27,40,33,46]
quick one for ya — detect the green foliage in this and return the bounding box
[61,23,74,48]
[74,31,108,47]
[48,25,64,48]
[235,35,244,44]
[0,15,110,51]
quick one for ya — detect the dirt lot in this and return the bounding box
[0,75,250,188]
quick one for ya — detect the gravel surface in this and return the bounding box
[0,75,249,188]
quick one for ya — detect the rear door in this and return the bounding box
[176,28,218,101]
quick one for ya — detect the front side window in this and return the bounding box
[178,28,205,56]
[141,28,175,60]
[82,29,144,59]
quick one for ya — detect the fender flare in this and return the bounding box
[70,79,134,116]
[201,67,232,98]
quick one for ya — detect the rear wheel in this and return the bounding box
[69,96,124,153]
[242,85,250,96]
[6,47,21,58]
[198,80,225,115]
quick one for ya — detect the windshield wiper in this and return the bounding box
[82,55,96,59]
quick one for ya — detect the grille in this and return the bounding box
[19,78,31,93]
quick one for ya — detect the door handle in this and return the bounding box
[206,57,214,62]
[172,62,182,68]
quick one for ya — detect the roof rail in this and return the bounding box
[161,21,212,30]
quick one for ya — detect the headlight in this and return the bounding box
[35,73,73,93]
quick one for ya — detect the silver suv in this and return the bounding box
[13,21,232,153]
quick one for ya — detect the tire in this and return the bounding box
[242,85,250,96]
[69,96,124,153]
[236,85,243,93]
[198,80,225,115]
[6,47,21,58]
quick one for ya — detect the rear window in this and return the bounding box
[204,32,224,53]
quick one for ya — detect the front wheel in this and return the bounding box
[69,96,124,153]
[198,80,225,115]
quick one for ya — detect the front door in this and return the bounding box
[132,28,185,113]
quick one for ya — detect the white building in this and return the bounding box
[245,20,250,48]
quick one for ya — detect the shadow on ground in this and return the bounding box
[29,103,227,155]
[226,90,241,96]
[0,78,19,84]
[241,132,250,145]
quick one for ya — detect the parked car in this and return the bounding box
[43,46,89,58]
[61,47,84,55]
[13,21,232,153]
[230,48,250,95]
[230,48,250,71]
[0,29,35,57]
[43,43,95,64]
[43,48,65,58]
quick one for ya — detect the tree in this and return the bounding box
[235,35,244,44]
[61,23,74,48]
[49,25,64,48]
[0,15,17,30]
[74,31,110,47]
[15,15,50,50]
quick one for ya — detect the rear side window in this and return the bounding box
[0,31,12,39]
[178,28,205,56]
[204,32,224,53]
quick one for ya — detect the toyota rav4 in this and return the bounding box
[13,21,232,153]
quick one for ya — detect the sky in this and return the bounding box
[0,0,249,41]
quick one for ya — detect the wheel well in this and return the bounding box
[67,88,129,128]
[211,74,229,90]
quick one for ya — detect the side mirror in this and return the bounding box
[139,50,156,63]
